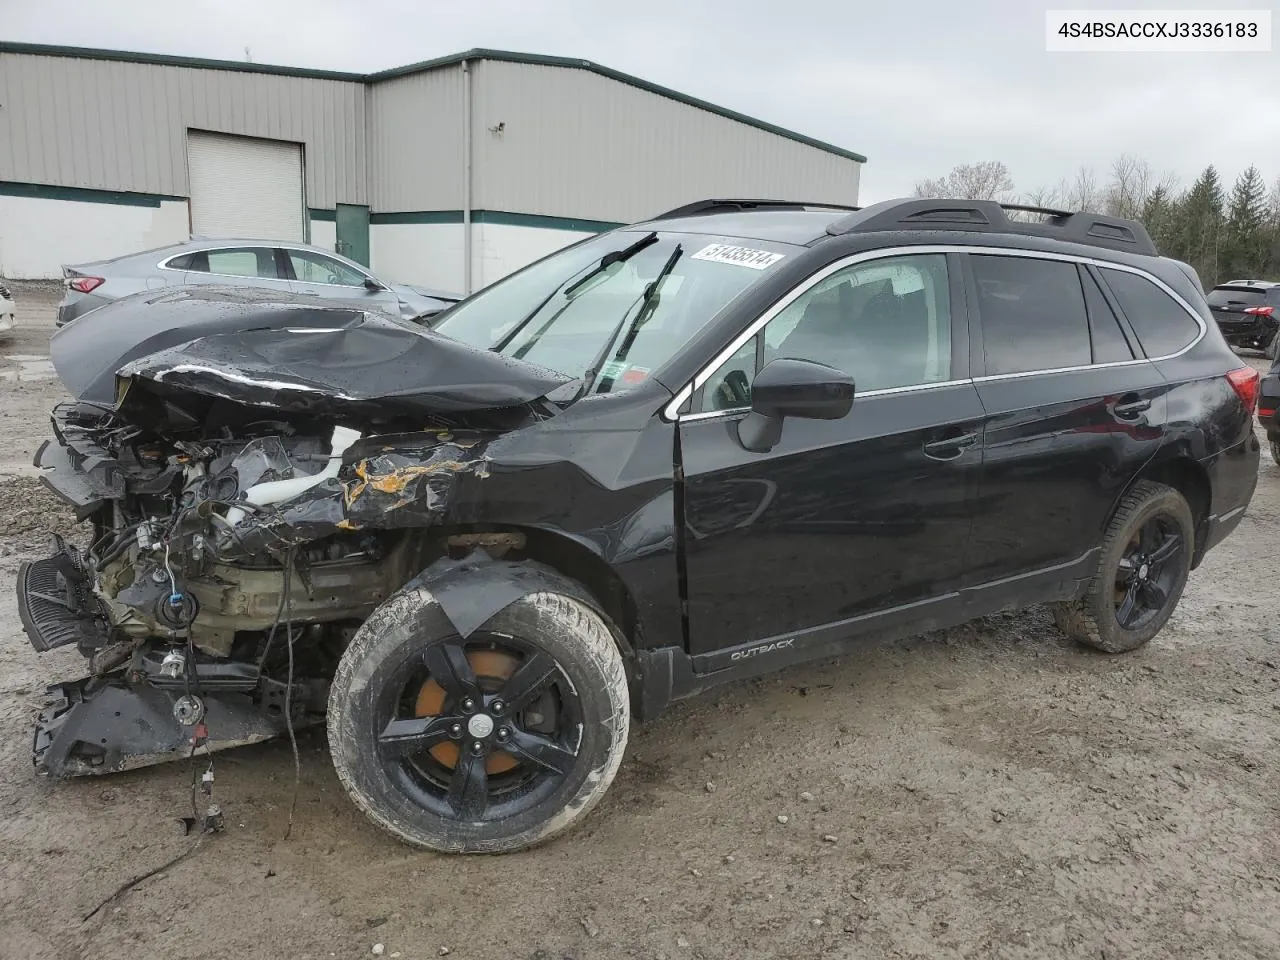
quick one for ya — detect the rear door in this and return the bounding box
[678,251,984,662]
[170,246,286,292]
[964,252,1167,592]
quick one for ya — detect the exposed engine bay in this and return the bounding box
[21,309,567,777]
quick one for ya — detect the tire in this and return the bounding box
[1051,481,1194,654]
[1271,440,1280,466]
[1266,332,1279,361]
[327,583,630,854]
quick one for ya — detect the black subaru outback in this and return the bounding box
[21,198,1261,853]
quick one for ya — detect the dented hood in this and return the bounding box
[113,311,571,426]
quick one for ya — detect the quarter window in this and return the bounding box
[287,250,368,287]
[697,254,952,412]
[971,255,1090,375]
[1081,269,1135,363]
[1101,268,1201,357]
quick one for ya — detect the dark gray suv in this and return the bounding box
[1207,280,1280,357]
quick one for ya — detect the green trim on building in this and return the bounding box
[475,210,624,232]
[367,209,622,232]
[0,42,867,164]
[308,208,336,222]
[370,210,464,226]
[0,180,184,207]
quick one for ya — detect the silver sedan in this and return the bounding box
[57,238,459,327]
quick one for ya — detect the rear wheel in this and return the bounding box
[328,584,629,853]
[1051,481,1193,653]
[1271,440,1280,466]
[1266,332,1278,360]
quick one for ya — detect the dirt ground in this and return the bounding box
[0,282,1277,960]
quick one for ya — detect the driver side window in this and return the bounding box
[696,253,952,412]
[287,249,367,286]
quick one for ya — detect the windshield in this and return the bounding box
[432,231,793,394]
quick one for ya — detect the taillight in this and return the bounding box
[68,276,104,294]
[1226,366,1260,414]
[1260,407,1276,420]
[1244,305,1275,317]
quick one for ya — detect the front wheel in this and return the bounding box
[327,584,630,853]
[1051,481,1194,653]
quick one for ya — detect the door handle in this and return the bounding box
[923,431,978,459]
[1111,395,1152,419]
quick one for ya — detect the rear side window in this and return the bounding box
[1101,268,1200,357]
[183,247,278,279]
[971,255,1090,375]
[1081,270,1135,363]
[165,253,193,270]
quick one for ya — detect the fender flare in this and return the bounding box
[406,552,613,641]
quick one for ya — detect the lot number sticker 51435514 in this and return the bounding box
[691,244,786,270]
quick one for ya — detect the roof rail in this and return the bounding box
[826,198,1158,257]
[651,199,862,220]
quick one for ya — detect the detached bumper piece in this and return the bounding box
[17,535,111,654]
[33,674,315,778]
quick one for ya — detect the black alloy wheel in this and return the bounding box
[376,637,582,823]
[1051,480,1194,653]
[328,585,629,853]
[1113,517,1184,631]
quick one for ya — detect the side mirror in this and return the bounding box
[363,277,384,292]
[737,358,854,453]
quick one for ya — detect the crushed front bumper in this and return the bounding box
[34,674,313,777]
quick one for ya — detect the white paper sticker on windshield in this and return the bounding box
[691,244,785,270]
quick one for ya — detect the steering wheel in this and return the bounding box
[714,369,752,409]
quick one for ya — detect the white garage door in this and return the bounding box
[187,131,304,241]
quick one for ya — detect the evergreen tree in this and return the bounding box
[1223,166,1269,279]
[1180,166,1225,287]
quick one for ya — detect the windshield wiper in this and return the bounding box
[574,243,684,402]
[493,232,659,354]
[562,232,658,299]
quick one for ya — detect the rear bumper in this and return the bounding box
[55,292,110,327]
[1215,320,1278,346]
[1195,435,1261,564]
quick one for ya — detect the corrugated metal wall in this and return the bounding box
[470,60,861,223]
[367,68,465,212]
[0,52,367,208]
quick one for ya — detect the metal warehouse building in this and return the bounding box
[0,43,865,293]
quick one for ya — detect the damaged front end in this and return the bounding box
[22,314,567,776]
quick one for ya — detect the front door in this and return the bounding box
[280,247,400,314]
[678,252,982,664]
[335,203,371,267]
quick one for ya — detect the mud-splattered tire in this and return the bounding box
[327,584,629,854]
[1051,481,1194,654]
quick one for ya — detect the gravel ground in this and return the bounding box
[0,284,1276,960]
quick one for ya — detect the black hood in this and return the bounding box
[52,286,400,406]
[50,286,570,427]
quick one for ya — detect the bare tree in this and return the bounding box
[914,161,1015,202]
[1104,154,1153,219]
[1065,166,1102,213]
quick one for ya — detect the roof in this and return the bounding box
[0,43,867,164]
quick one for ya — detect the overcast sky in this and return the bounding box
[4,0,1278,203]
